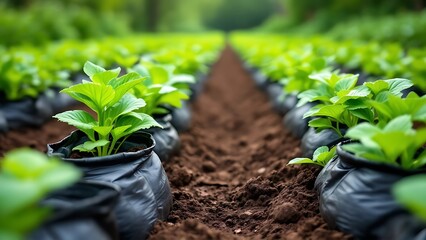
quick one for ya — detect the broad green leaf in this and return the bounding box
[158,91,189,108]
[306,105,345,120]
[111,125,132,140]
[115,112,162,136]
[364,80,389,96]
[53,110,95,130]
[150,66,170,84]
[342,143,386,162]
[112,78,145,105]
[0,207,50,233]
[335,75,358,92]
[109,72,143,89]
[373,132,413,162]
[105,94,146,123]
[0,177,40,216]
[37,163,81,191]
[169,74,195,85]
[350,108,374,123]
[383,115,412,132]
[387,78,413,95]
[93,126,113,137]
[83,61,105,78]
[61,83,115,113]
[308,118,333,130]
[313,146,329,160]
[288,158,322,166]
[393,175,426,222]
[73,139,109,152]
[345,123,380,140]
[92,68,120,85]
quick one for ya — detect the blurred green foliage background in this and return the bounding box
[1,0,425,46]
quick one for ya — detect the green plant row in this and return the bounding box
[0,33,224,101]
[0,3,130,47]
[230,34,426,93]
[327,11,426,48]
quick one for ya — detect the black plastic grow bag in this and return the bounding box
[144,114,180,162]
[29,180,120,240]
[282,103,314,139]
[166,101,192,132]
[315,141,426,239]
[0,89,75,132]
[189,72,208,102]
[47,131,172,240]
[300,128,346,158]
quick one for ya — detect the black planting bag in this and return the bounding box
[382,214,426,240]
[47,131,172,240]
[265,82,297,115]
[29,180,120,240]
[168,101,192,132]
[315,141,426,239]
[300,128,345,158]
[189,72,208,102]
[282,103,314,139]
[144,114,181,162]
[251,70,268,90]
[0,89,76,132]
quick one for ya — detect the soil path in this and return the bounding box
[0,47,350,239]
[149,47,350,239]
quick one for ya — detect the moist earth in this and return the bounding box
[0,47,350,239]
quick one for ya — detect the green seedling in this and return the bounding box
[54,61,161,157]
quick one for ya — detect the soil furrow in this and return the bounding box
[149,47,350,240]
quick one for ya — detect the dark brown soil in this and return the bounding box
[0,47,350,239]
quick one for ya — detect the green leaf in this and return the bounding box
[334,75,358,92]
[150,66,170,84]
[0,177,41,216]
[93,126,113,137]
[61,83,115,113]
[372,132,413,162]
[393,175,426,222]
[313,146,329,160]
[386,78,413,95]
[105,94,146,123]
[158,90,189,108]
[350,108,374,123]
[83,61,105,78]
[73,140,110,152]
[345,122,380,141]
[306,105,345,120]
[92,68,120,85]
[53,110,95,130]
[308,118,333,131]
[383,115,412,132]
[111,78,144,105]
[288,158,321,166]
[115,112,162,136]
[364,80,389,95]
[111,125,132,140]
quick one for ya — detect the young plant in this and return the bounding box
[369,92,426,127]
[343,115,426,170]
[0,148,81,240]
[393,174,426,222]
[54,61,161,157]
[301,73,372,137]
[288,146,337,167]
[130,61,194,116]
[302,74,413,137]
